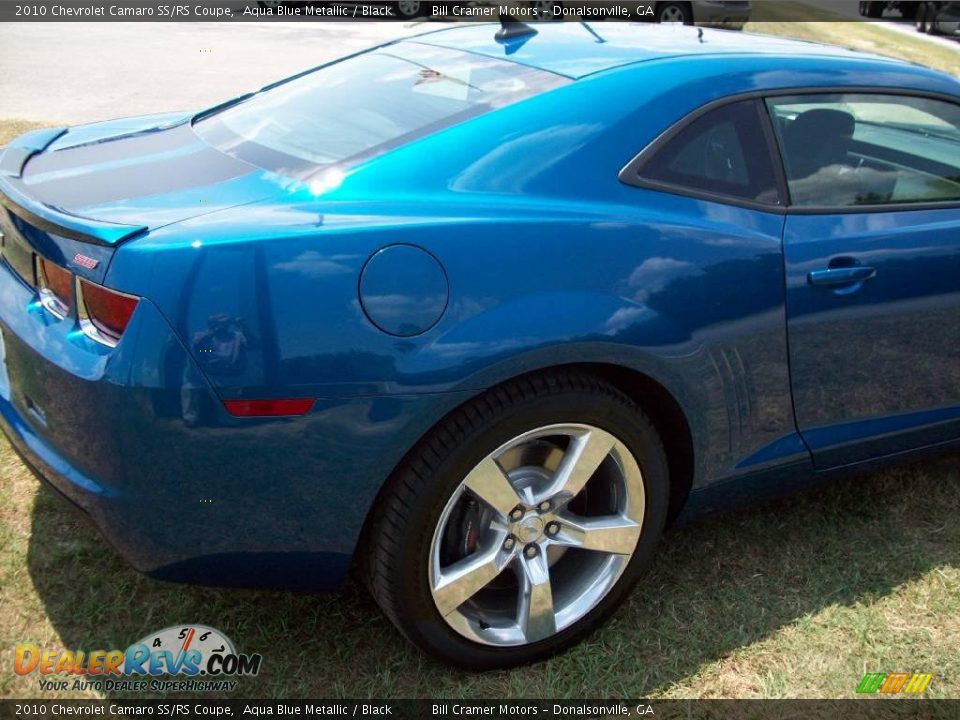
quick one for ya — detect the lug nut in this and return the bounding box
[545,521,560,536]
[538,500,551,513]
[524,544,538,558]
[503,536,516,552]
[509,506,525,521]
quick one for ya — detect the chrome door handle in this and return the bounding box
[807,266,876,286]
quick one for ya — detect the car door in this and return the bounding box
[768,92,960,468]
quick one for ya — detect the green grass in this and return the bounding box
[747,1,960,76]
[2,434,958,699]
[2,18,960,700]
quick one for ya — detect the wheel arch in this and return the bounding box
[353,361,695,570]
[577,362,694,524]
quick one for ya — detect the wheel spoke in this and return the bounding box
[546,428,616,502]
[433,544,509,617]
[518,552,556,643]
[463,456,523,518]
[429,421,646,648]
[553,515,641,555]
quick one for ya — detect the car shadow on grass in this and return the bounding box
[25,453,960,699]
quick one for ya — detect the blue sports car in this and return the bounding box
[1,21,959,668]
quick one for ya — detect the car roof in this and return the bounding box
[412,22,905,79]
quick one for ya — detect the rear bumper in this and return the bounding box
[0,385,121,547]
[0,385,352,591]
[0,257,471,590]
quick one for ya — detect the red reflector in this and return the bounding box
[223,398,315,417]
[40,258,72,306]
[80,279,139,341]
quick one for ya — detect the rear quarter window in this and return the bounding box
[622,99,782,208]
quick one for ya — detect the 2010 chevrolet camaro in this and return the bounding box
[1,22,958,668]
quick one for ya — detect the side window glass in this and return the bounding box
[766,93,960,207]
[633,100,781,206]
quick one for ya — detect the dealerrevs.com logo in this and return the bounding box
[14,625,262,693]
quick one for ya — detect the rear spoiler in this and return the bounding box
[0,128,147,246]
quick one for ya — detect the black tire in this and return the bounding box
[656,1,693,24]
[865,1,885,17]
[393,0,422,18]
[362,371,670,669]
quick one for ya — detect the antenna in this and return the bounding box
[496,13,538,42]
[580,22,606,44]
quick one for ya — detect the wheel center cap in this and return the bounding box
[516,516,545,544]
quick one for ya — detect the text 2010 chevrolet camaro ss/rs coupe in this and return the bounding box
[1,21,958,668]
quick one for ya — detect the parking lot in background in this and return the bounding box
[2,3,958,126]
[0,21,423,124]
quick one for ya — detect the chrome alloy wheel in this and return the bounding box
[428,424,645,647]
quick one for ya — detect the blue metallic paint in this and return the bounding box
[784,207,960,468]
[0,24,959,589]
[359,244,449,337]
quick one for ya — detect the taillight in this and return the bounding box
[37,258,72,318]
[78,279,139,346]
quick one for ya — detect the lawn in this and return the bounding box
[2,16,960,701]
[2,417,958,700]
[747,2,960,77]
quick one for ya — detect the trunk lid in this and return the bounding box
[0,113,277,248]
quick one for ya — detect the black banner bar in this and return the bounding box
[0,0,949,24]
